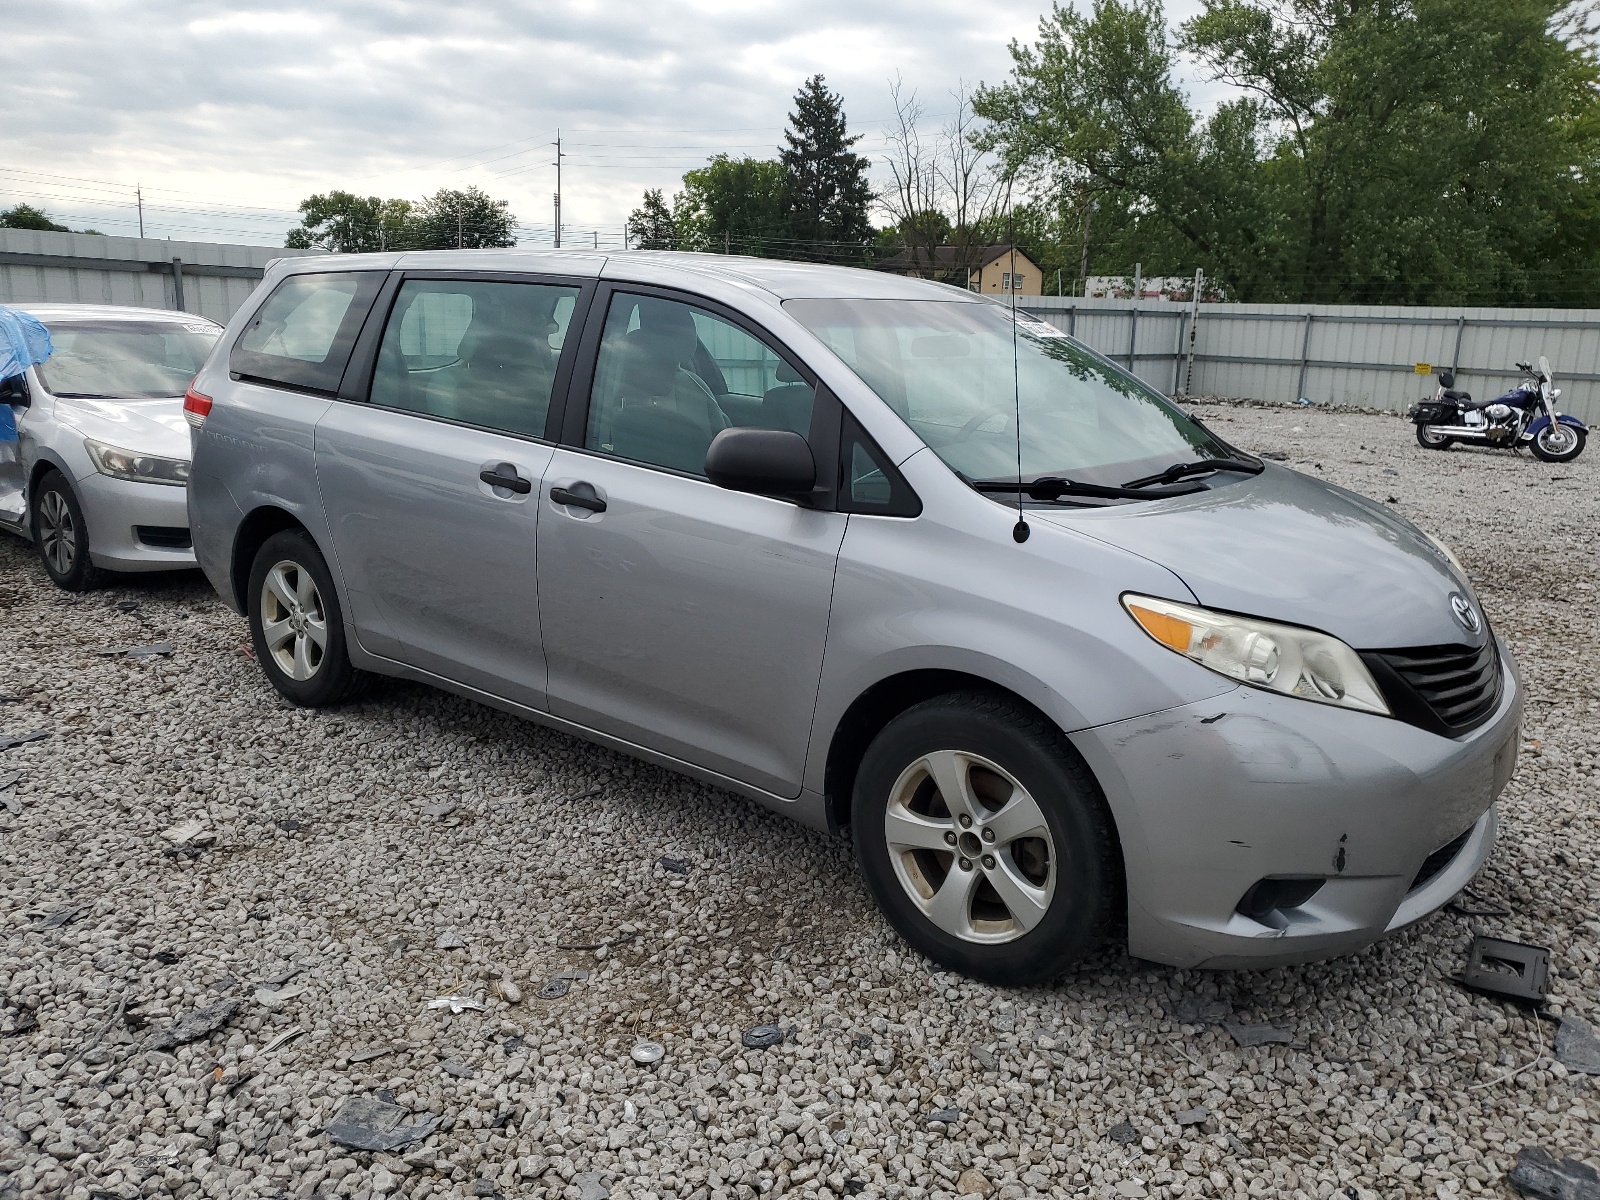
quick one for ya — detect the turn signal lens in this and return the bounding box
[183,386,213,427]
[1124,594,1390,715]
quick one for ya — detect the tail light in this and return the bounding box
[183,386,213,428]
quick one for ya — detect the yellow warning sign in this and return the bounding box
[1414,363,1433,375]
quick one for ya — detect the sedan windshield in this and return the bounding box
[784,297,1228,486]
[34,320,220,399]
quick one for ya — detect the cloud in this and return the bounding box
[0,0,1223,246]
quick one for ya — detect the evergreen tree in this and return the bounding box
[779,75,875,261]
[627,188,677,250]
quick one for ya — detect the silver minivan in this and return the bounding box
[185,251,1521,984]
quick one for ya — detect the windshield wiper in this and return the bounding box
[1121,457,1264,489]
[972,476,1207,502]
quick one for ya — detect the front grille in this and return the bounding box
[1409,827,1472,893]
[135,525,192,549]
[1361,639,1502,736]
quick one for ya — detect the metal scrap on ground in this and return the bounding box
[741,1023,784,1049]
[426,995,485,1014]
[96,643,174,658]
[142,998,243,1051]
[1222,1020,1296,1048]
[0,729,47,751]
[323,1095,442,1152]
[1554,1016,1600,1075]
[1507,1146,1600,1200]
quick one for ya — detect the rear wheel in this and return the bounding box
[247,529,361,707]
[30,470,108,591]
[1530,423,1585,463]
[1415,424,1454,451]
[852,692,1118,985]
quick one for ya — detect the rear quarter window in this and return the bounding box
[230,271,385,393]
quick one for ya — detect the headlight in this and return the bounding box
[1123,594,1390,715]
[84,439,190,486]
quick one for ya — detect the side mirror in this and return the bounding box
[705,428,815,498]
[0,374,28,407]
[1437,370,1454,389]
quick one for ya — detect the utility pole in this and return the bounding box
[1078,198,1097,292]
[593,230,598,250]
[552,131,563,249]
[1182,267,1204,400]
[724,230,730,255]
[136,186,144,238]
[457,206,464,250]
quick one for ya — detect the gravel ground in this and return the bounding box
[1,402,1597,1200]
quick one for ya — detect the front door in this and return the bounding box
[537,290,846,795]
[315,275,582,709]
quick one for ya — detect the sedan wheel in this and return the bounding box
[30,470,108,591]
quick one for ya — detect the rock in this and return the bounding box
[1109,1121,1138,1145]
[1167,997,1231,1025]
[956,1167,993,1196]
[370,1164,399,1194]
[436,930,466,950]
[1175,1106,1209,1126]
[928,1107,961,1125]
[742,1023,784,1048]
[573,1170,610,1200]
[1555,1016,1600,1074]
[1507,1146,1600,1200]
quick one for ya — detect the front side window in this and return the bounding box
[587,293,816,476]
[230,271,384,393]
[369,279,578,439]
[784,297,1226,488]
[34,320,219,399]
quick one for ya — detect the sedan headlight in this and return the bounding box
[84,438,190,486]
[1123,594,1390,715]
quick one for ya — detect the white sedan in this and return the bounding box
[0,303,220,589]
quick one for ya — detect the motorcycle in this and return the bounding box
[1410,355,1587,462]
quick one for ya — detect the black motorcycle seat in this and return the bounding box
[1442,389,1474,404]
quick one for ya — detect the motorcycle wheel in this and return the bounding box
[1530,423,1585,463]
[1415,424,1454,451]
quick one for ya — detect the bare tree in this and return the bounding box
[878,78,1008,287]
[880,76,944,277]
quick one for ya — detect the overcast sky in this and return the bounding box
[1,0,1221,248]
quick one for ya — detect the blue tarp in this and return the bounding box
[0,305,53,383]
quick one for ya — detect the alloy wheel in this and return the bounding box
[882,749,1057,944]
[38,489,75,575]
[259,559,328,681]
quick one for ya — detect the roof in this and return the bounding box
[9,302,222,327]
[277,247,985,304]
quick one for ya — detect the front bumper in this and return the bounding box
[1071,641,1521,969]
[74,471,196,572]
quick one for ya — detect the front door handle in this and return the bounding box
[480,464,532,494]
[550,484,607,513]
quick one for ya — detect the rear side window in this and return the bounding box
[369,279,579,439]
[230,271,384,393]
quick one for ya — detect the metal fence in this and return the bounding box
[0,229,323,326]
[1020,295,1600,425]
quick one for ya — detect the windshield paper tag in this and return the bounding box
[1014,314,1068,339]
[181,324,216,334]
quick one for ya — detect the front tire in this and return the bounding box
[1530,423,1585,463]
[852,692,1118,985]
[30,469,108,591]
[1415,424,1454,451]
[247,529,360,707]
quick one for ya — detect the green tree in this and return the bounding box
[1,204,70,232]
[285,191,414,252]
[779,75,875,261]
[673,155,787,253]
[408,187,518,250]
[975,0,1600,305]
[627,188,677,249]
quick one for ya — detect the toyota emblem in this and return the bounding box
[1450,594,1482,635]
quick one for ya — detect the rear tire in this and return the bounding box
[852,692,1118,985]
[247,529,361,707]
[1415,424,1454,451]
[30,469,109,591]
[1530,423,1585,463]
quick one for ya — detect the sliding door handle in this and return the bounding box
[550,484,607,513]
[479,464,532,494]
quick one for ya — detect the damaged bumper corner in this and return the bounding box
[1071,643,1521,970]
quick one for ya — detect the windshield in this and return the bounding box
[784,297,1227,485]
[34,319,220,399]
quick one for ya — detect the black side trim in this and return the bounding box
[134,525,191,549]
